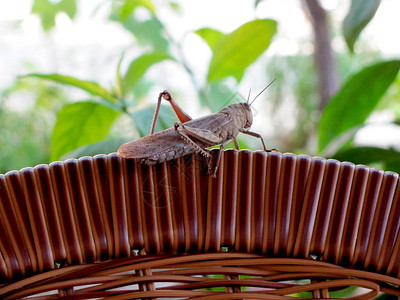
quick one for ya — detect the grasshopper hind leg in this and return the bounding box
[149,90,193,135]
[174,125,212,171]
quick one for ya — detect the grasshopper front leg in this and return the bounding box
[212,138,239,177]
[174,122,236,177]
[174,124,212,173]
[239,129,277,152]
[239,129,266,151]
[174,123,212,159]
[149,90,192,135]
[174,122,227,176]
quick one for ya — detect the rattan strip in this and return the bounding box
[0,150,399,284]
[1,253,398,299]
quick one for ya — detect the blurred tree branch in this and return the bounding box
[302,0,339,110]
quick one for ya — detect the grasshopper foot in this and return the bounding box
[212,165,218,178]
[160,90,172,101]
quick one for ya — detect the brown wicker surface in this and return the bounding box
[0,149,399,299]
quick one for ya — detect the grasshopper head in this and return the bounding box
[241,102,253,130]
[221,102,253,130]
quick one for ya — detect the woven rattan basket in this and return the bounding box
[0,149,400,299]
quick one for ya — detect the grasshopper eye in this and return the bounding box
[244,109,253,129]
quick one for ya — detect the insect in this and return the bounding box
[117,82,275,177]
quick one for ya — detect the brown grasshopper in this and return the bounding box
[117,84,274,177]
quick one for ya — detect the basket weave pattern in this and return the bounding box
[0,150,399,298]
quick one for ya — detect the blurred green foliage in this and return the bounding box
[1,0,399,179]
[50,101,121,161]
[318,60,399,153]
[16,2,279,168]
[342,0,380,53]
[32,0,77,31]
[206,19,277,82]
[0,79,67,172]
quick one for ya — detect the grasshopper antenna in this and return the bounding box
[249,78,276,106]
[247,88,251,104]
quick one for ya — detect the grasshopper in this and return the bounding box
[117,84,274,177]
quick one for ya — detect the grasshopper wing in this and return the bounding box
[117,128,192,163]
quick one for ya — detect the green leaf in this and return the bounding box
[57,0,77,19]
[65,138,128,159]
[117,0,156,21]
[132,80,155,99]
[329,286,358,298]
[207,19,277,82]
[129,108,155,136]
[255,0,265,9]
[129,17,169,52]
[318,60,399,152]
[129,105,178,136]
[202,82,241,112]
[32,0,77,31]
[333,146,400,174]
[168,1,181,13]
[122,53,172,96]
[23,73,117,103]
[158,104,181,128]
[342,0,381,53]
[110,8,169,52]
[194,27,225,50]
[51,101,120,160]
